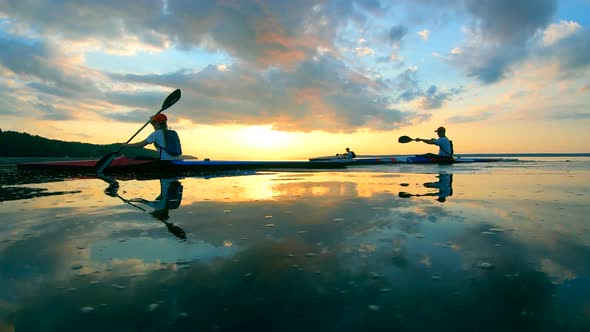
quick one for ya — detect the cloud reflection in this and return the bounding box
[1,169,589,330]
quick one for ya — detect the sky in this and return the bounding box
[0,0,589,159]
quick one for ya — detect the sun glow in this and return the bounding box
[238,125,293,150]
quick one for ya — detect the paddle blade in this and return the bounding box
[94,152,120,173]
[398,191,412,198]
[398,135,413,143]
[161,89,181,111]
[166,223,187,239]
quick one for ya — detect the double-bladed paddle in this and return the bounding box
[399,191,423,198]
[399,191,448,202]
[95,89,181,173]
[398,135,453,157]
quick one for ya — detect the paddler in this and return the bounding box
[337,147,356,159]
[414,126,453,158]
[120,114,182,160]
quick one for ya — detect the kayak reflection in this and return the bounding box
[399,173,453,202]
[100,174,186,239]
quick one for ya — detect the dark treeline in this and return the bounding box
[0,130,159,158]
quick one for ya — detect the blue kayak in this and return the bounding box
[309,155,516,163]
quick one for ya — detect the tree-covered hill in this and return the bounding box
[0,130,160,158]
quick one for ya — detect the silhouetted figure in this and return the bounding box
[414,126,453,158]
[128,178,186,239]
[100,175,186,239]
[336,147,356,159]
[399,173,453,202]
[119,114,182,160]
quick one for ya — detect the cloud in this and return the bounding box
[416,85,463,109]
[108,56,426,132]
[0,1,169,51]
[32,103,75,121]
[0,0,384,69]
[0,79,20,116]
[393,67,462,109]
[162,0,393,68]
[543,20,581,46]
[464,0,557,44]
[2,0,546,134]
[389,53,402,62]
[417,29,430,41]
[388,25,408,46]
[542,27,590,75]
[447,111,494,124]
[551,112,590,121]
[0,36,65,87]
[25,82,77,99]
[0,35,100,94]
[354,47,375,57]
[447,0,557,84]
[107,109,155,123]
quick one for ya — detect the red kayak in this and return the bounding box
[17,155,352,173]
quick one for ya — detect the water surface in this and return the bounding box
[1,157,589,331]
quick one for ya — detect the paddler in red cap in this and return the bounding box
[120,113,182,160]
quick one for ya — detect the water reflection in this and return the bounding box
[1,168,589,331]
[399,173,453,202]
[0,185,81,202]
[99,174,186,239]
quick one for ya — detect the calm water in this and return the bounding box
[1,157,589,331]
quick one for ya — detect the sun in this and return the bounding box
[238,125,293,150]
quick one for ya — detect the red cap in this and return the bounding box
[435,126,445,132]
[151,114,167,123]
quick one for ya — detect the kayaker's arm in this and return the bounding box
[415,138,436,145]
[121,140,149,148]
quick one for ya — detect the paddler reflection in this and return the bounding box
[399,173,453,202]
[100,174,186,239]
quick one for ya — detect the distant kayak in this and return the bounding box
[309,155,517,163]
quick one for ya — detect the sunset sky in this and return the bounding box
[1,0,589,159]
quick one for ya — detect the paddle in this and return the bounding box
[398,135,414,143]
[398,135,453,157]
[95,89,182,173]
[399,191,423,198]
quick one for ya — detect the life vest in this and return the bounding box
[156,130,182,156]
[164,180,183,209]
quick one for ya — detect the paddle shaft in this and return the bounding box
[398,135,452,156]
[115,107,167,153]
